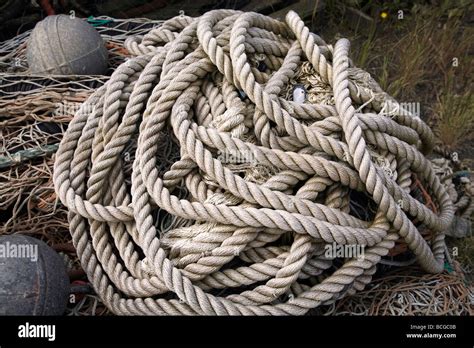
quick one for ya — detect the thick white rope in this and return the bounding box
[53,10,454,315]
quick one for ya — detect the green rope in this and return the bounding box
[87,16,113,27]
[444,261,453,273]
[0,144,59,169]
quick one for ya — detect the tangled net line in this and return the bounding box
[53,10,455,315]
[321,264,473,316]
[0,75,105,242]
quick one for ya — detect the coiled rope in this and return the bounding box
[53,10,455,315]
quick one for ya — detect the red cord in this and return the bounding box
[38,0,56,16]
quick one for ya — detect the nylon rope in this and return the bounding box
[53,10,454,315]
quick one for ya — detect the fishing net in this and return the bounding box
[0,16,169,242]
[0,75,103,247]
[318,262,473,315]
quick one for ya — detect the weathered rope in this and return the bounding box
[53,10,454,315]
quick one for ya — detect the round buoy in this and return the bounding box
[26,14,108,75]
[0,235,70,315]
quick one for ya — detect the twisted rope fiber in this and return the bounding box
[53,10,455,315]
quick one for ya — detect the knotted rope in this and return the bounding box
[53,10,454,315]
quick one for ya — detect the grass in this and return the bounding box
[382,21,435,99]
[319,0,473,150]
[355,22,377,70]
[432,87,474,150]
[448,235,474,282]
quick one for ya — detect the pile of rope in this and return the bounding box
[53,10,455,315]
